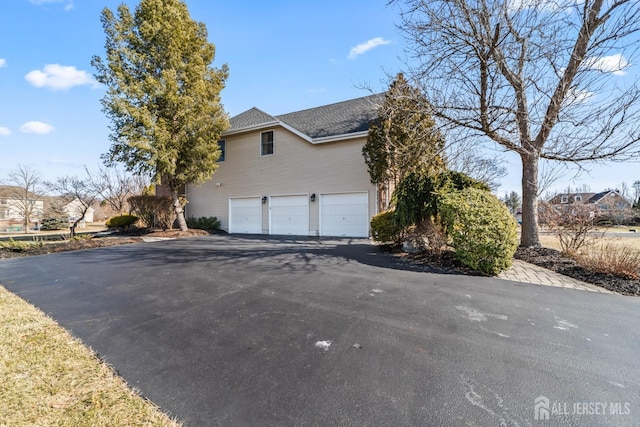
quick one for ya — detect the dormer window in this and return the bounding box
[261,131,274,156]
[575,195,582,202]
[561,195,568,203]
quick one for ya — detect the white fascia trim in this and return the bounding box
[223,122,367,145]
[311,131,369,144]
[223,120,280,136]
[278,122,313,143]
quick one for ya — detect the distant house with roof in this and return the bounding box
[0,185,44,232]
[548,189,633,224]
[186,94,384,237]
[63,199,95,226]
[549,190,632,211]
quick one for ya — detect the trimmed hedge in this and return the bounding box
[370,210,403,245]
[186,216,221,231]
[439,188,518,275]
[128,195,175,230]
[105,214,138,231]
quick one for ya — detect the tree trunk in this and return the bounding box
[520,153,540,247]
[172,189,188,231]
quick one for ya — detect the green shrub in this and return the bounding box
[394,170,489,228]
[41,217,68,231]
[439,188,518,275]
[370,210,403,245]
[186,216,221,231]
[105,214,139,231]
[0,238,30,252]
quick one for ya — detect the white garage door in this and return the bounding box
[320,192,369,237]
[270,195,309,235]
[229,197,262,234]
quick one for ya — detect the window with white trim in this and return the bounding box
[261,131,274,156]
[575,195,582,202]
[217,140,226,162]
[560,195,568,203]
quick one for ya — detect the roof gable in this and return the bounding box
[229,107,278,130]
[226,93,383,143]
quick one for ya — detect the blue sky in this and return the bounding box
[0,0,638,197]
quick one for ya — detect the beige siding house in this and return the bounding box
[0,185,44,232]
[187,94,383,237]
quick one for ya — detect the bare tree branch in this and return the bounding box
[46,171,105,238]
[392,0,640,246]
[2,165,43,233]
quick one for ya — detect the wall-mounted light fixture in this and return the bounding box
[262,196,268,204]
[310,193,316,202]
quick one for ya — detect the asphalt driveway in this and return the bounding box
[1,235,639,426]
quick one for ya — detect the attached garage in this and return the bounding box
[229,197,262,234]
[320,192,369,237]
[269,195,309,236]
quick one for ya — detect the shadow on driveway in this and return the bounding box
[73,234,460,276]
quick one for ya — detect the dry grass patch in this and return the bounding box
[539,233,640,252]
[0,285,180,427]
[575,243,640,280]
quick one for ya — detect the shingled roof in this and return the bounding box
[588,191,615,203]
[229,107,278,130]
[226,93,384,142]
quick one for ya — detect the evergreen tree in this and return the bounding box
[502,191,522,215]
[92,0,229,231]
[363,73,446,190]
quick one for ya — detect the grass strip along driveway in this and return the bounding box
[0,285,180,427]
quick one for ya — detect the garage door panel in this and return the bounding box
[320,193,369,237]
[270,195,308,235]
[229,198,262,234]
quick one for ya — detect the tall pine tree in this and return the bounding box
[363,73,445,208]
[92,0,228,230]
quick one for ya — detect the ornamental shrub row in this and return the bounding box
[371,171,518,275]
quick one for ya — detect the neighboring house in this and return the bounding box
[64,200,95,225]
[548,189,633,224]
[186,94,384,237]
[549,190,632,211]
[0,185,44,231]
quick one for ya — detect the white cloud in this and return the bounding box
[508,0,579,13]
[0,126,11,136]
[20,121,54,134]
[25,64,95,90]
[29,0,74,10]
[348,37,392,60]
[0,58,6,68]
[565,88,594,106]
[584,54,629,76]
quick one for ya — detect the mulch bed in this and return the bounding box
[0,237,145,259]
[399,245,639,296]
[515,246,640,296]
[0,229,211,260]
[400,250,484,276]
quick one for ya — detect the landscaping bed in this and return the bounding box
[399,245,639,296]
[0,229,209,260]
[515,246,640,296]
